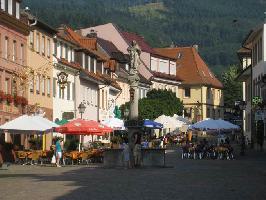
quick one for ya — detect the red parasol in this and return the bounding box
[55,119,113,136]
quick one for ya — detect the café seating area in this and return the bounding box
[15,149,104,166]
[181,143,234,160]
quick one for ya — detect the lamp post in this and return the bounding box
[78,102,86,120]
[236,100,246,155]
[77,102,86,151]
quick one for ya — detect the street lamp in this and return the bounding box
[77,102,86,152]
[78,102,86,119]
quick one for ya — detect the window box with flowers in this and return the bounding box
[5,94,14,104]
[0,91,6,102]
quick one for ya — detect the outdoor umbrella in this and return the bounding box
[155,115,185,133]
[215,119,240,130]
[0,115,58,133]
[189,119,239,132]
[0,115,58,150]
[102,118,125,130]
[55,119,105,135]
[189,118,222,131]
[143,120,163,129]
[173,114,191,124]
[55,119,113,151]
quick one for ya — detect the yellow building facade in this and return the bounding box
[155,46,224,122]
[25,15,57,149]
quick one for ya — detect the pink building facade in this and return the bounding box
[80,23,153,81]
[0,1,29,143]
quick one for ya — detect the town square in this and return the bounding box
[0,0,266,200]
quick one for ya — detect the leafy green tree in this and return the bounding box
[222,65,242,109]
[120,89,183,120]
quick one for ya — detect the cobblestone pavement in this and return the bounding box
[0,149,266,200]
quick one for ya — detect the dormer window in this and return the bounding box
[170,61,176,75]
[8,0,12,15]
[15,1,20,19]
[1,0,5,11]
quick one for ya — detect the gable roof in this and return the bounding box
[120,31,156,54]
[152,71,183,82]
[57,25,107,61]
[154,47,223,89]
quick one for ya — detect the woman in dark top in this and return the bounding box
[0,143,16,163]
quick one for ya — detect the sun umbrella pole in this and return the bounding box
[79,135,82,152]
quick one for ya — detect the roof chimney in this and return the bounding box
[193,44,199,52]
[170,42,175,48]
[87,29,97,38]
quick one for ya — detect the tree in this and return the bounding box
[139,89,183,119]
[120,89,183,120]
[222,65,242,109]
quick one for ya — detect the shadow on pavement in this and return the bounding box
[1,149,266,200]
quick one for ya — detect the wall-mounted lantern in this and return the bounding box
[57,71,68,89]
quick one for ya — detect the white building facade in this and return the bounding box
[240,23,266,148]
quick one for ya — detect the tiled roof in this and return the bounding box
[81,70,104,82]
[80,70,121,90]
[237,47,251,55]
[57,26,79,46]
[154,47,223,89]
[58,58,81,70]
[57,25,108,61]
[99,74,122,90]
[66,27,108,61]
[152,71,183,82]
[79,38,97,50]
[139,74,153,85]
[121,31,156,54]
[97,37,120,56]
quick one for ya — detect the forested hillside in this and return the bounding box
[22,0,266,75]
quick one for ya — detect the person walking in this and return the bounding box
[55,138,63,167]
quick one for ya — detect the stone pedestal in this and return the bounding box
[103,148,166,168]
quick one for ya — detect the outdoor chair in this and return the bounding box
[181,146,189,159]
[31,151,42,165]
[16,151,27,165]
[70,151,81,165]
[80,152,90,165]
[63,152,72,165]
